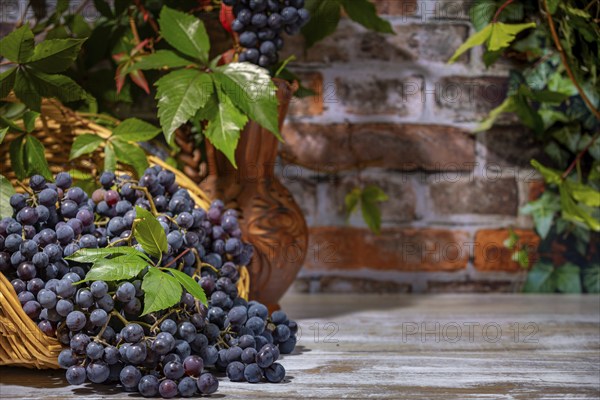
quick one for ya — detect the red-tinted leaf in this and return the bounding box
[129,69,150,94]
[132,38,150,56]
[220,5,235,35]
[219,49,236,66]
[115,64,127,94]
[112,52,127,63]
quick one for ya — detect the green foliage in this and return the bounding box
[141,267,182,316]
[457,0,600,293]
[345,186,389,234]
[0,175,16,219]
[302,0,392,48]
[0,25,89,111]
[134,206,168,259]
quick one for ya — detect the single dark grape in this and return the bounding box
[159,379,178,398]
[138,374,160,397]
[196,372,219,394]
[65,365,86,385]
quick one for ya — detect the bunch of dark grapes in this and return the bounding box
[0,167,298,398]
[223,0,310,67]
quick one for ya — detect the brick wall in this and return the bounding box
[277,0,544,293]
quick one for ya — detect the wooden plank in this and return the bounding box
[0,294,598,399]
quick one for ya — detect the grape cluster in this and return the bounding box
[0,167,298,398]
[223,0,310,67]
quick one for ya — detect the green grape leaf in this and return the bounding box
[0,25,34,62]
[25,134,53,180]
[81,253,149,282]
[0,67,17,99]
[0,175,16,219]
[203,90,248,168]
[302,0,342,48]
[14,70,42,111]
[155,69,213,146]
[169,268,208,306]
[8,135,26,180]
[112,118,161,142]
[214,63,279,139]
[22,111,39,133]
[555,263,582,293]
[70,133,104,160]
[488,22,537,52]
[111,139,149,177]
[531,159,563,185]
[583,264,600,293]
[340,0,393,34]
[523,262,556,292]
[131,50,193,71]
[141,267,182,315]
[158,6,210,62]
[134,206,168,258]
[28,69,89,103]
[448,24,492,64]
[67,247,150,263]
[0,127,7,144]
[26,38,86,73]
[104,142,116,172]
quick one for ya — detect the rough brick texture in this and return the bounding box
[305,227,470,272]
[277,7,539,292]
[281,123,475,172]
[474,229,541,272]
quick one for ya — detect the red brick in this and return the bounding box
[281,123,475,172]
[335,74,424,117]
[305,227,470,272]
[429,177,519,216]
[281,22,470,64]
[288,72,324,117]
[528,180,545,202]
[435,76,508,123]
[473,229,540,272]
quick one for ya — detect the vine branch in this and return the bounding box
[133,0,160,35]
[493,0,515,22]
[542,0,600,120]
[561,133,600,179]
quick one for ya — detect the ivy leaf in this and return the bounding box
[523,262,556,292]
[531,159,563,185]
[22,111,39,133]
[26,38,86,73]
[302,0,342,48]
[0,175,16,219]
[488,22,537,52]
[104,141,116,172]
[520,192,560,239]
[214,63,279,139]
[25,134,53,180]
[470,1,495,31]
[159,6,210,62]
[67,247,149,263]
[0,67,17,99]
[9,135,26,180]
[583,264,600,293]
[169,269,208,306]
[344,188,361,221]
[513,92,544,134]
[70,134,104,160]
[155,69,213,146]
[112,118,161,142]
[134,206,168,258]
[93,0,113,17]
[141,267,182,316]
[0,25,34,62]
[560,185,600,231]
[565,181,600,207]
[360,186,388,234]
[203,90,248,168]
[546,0,560,14]
[131,50,193,71]
[111,139,148,177]
[81,253,149,282]
[511,249,530,269]
[448,24,492,64]
[555,263,582,293]
[340,0,393,34]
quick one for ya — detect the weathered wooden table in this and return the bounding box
[1,294,599,399]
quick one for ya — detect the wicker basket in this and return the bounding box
[0,99,250,369]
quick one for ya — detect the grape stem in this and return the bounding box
[130,185,159,216]
[93,314,113,342]
[150,309,178,332]
[162,247,191,269]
